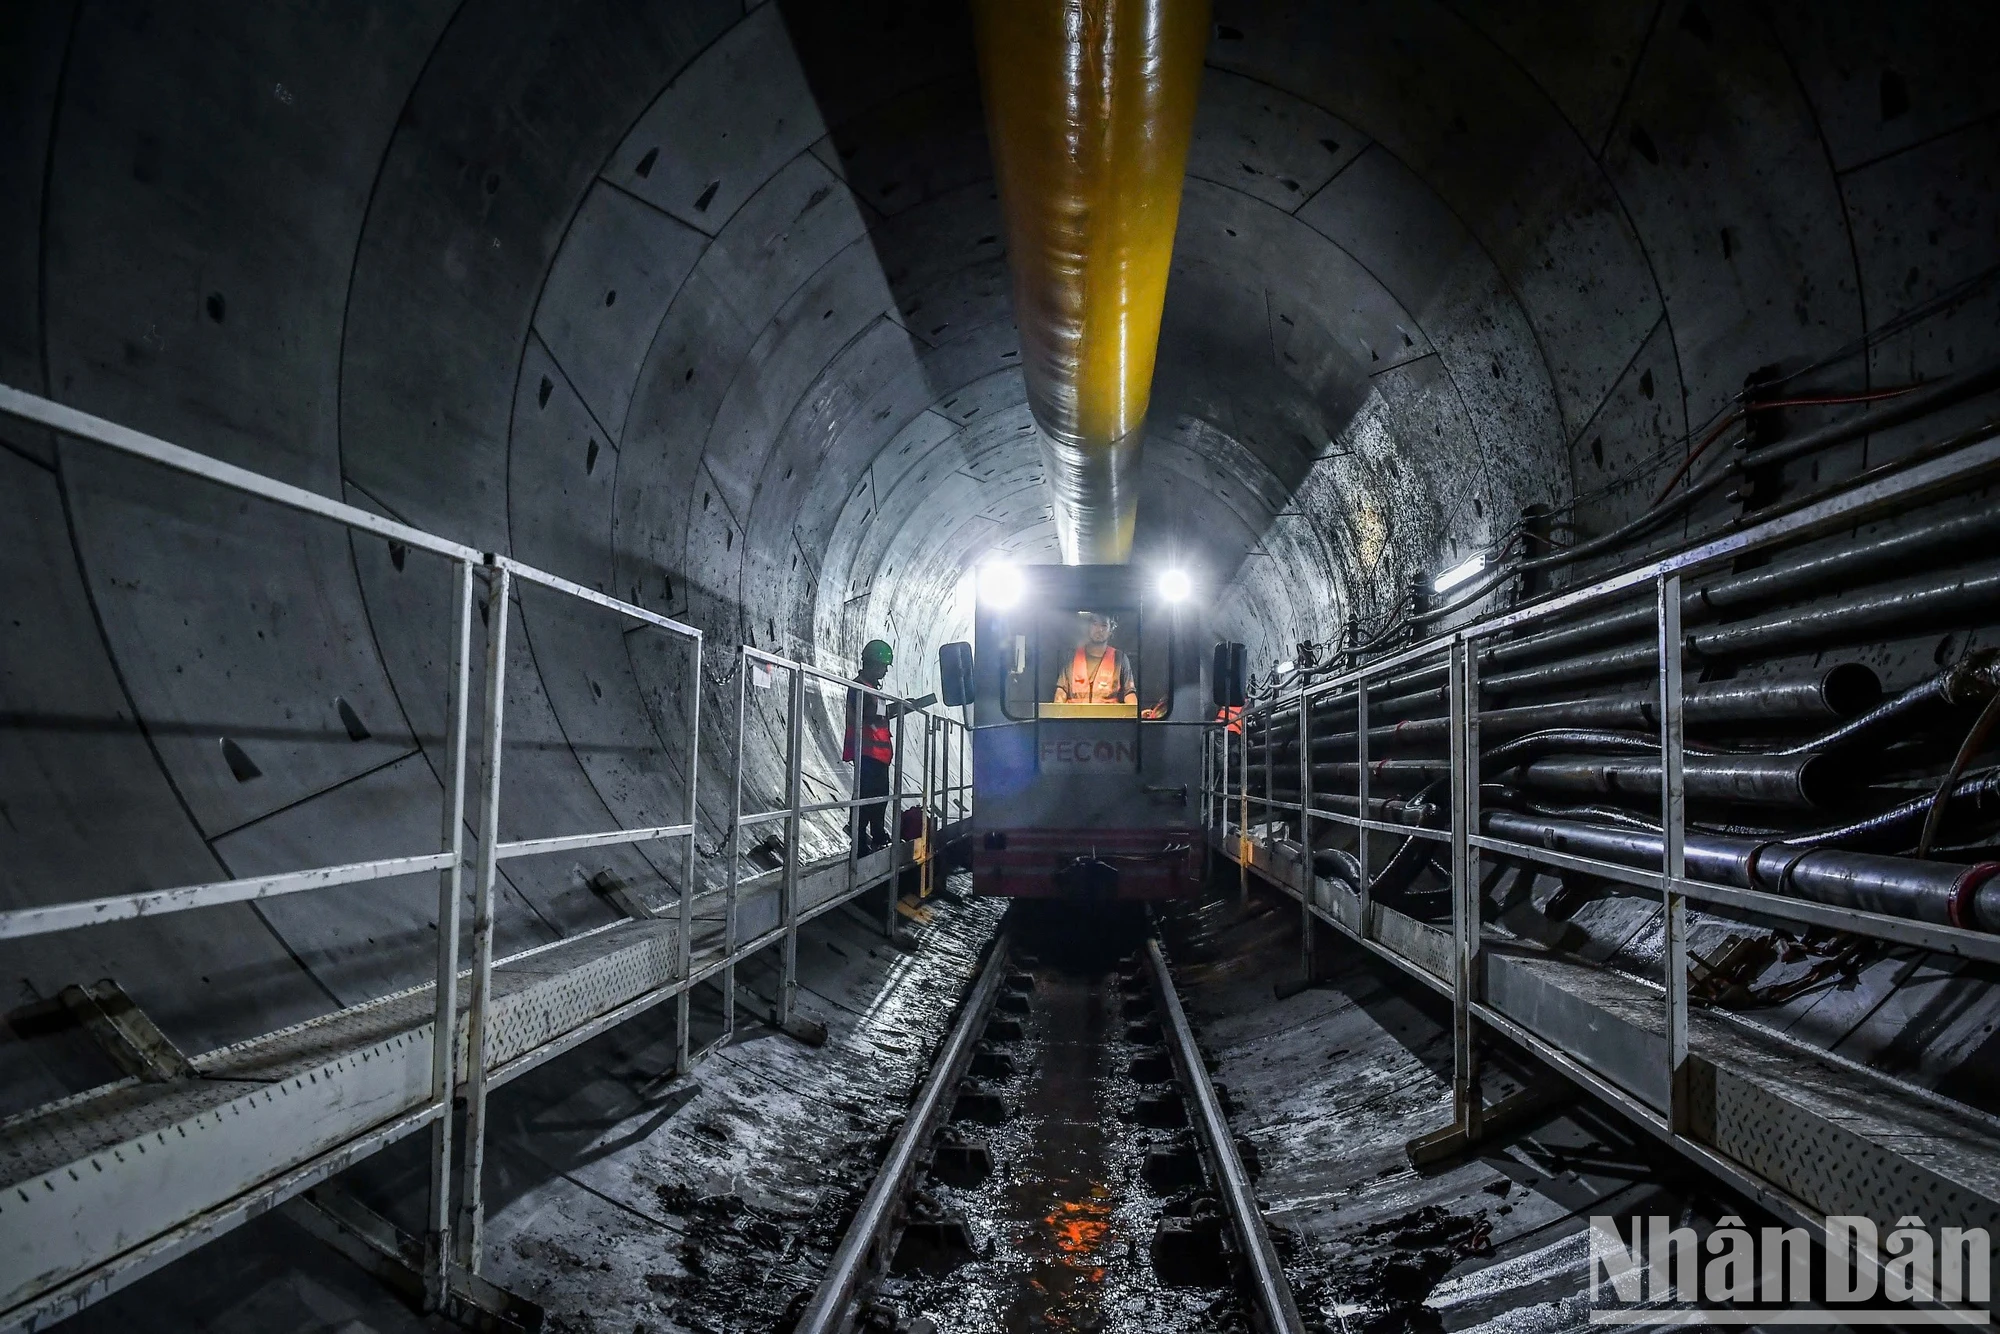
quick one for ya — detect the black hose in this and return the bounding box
[1783,770,2000,854]
[1920,696,2000,858]
[1478,727,1723,772]
[1309,783,1441,904]
[1774,652,2000,757]
[1483,809,2000,932]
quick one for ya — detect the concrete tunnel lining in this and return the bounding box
[3,0,1994,1088]
[4,0,2000,1323]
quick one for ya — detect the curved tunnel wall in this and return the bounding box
[2,0,1997,1111]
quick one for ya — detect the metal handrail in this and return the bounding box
[0,381,710,1308]
[1207,421,2000,1234]
[724,644,973,1030]
[0,384,980,1327]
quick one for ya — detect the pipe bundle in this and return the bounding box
[1233,490,2000,935]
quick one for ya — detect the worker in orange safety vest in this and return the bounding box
[844,639,897,853]
[1052,611,1137,705]
[842,640,934,854]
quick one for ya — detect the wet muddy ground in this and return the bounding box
[46,869,1810,1334]
[1165,886,1790,1334]
[61,879,1007,1334]
[886,903,1250,1333]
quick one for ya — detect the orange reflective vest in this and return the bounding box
[1218,705,1243,735]
[1064,647,1128,703]
[843,690,893,764]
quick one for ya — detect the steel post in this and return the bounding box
[1449,640,1481,1137]
[423,559,475,1309]
[455,564,510,1274]
[1658,574,1690,1134]
[1356,677,1372,938]
[724,656,747,1042]
[921,716,936,899]
[675,633,702,1075]
[887,700,905,938]
[1236,707,1248,901]
[1298,685,1315,976]
[847,685,863,889]
[781,666,805,1025]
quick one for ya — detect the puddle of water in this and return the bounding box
[892,942,1242,1333]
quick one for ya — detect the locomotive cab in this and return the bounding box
[945,563,1208,900]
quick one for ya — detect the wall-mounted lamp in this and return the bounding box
[1432,553,1486,594]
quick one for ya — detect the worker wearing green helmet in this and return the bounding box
[845,640,899,854]
[842,639,935,854]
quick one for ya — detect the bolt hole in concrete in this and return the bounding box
[885,902,1250,1333]
[335,696,370,742]
[219,735,261,781]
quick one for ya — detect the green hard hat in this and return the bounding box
[862,639,894,669]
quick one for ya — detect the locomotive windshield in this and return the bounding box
[998,598,1174,721]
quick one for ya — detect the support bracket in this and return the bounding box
[1404,1078,1573,1169]
[58,979,194,1082]
[281,1181,544,1334]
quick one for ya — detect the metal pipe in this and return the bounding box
[973,0,1210,562]
[1480,507,2000,676]
[1482,809,2000,932]
[1482,561,2000,697]
[1250,663,1881,746]
[1269,750,1840,811]
[1511,753,1837,811]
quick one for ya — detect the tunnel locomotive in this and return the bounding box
[939,563,1209,900]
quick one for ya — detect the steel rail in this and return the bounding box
[0,852,455,941]
[794,933,1014,1334]
[0,383,486,566]
[493,823,693,860]
[1143,935,1305,1334]
[492,555,699,641]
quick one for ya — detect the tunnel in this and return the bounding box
[3,2,1999,1331]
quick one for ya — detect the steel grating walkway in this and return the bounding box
[1225,827,2000,1241]
[0,833,957,1332]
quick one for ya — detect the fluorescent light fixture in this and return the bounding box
[1158,567,1192,602]
[980,560,1024,609]
[1276,660,1295,675]
[1433,553,1485,594]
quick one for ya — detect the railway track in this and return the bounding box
[796,907,1306,1334]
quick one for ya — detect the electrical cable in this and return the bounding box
[1918,693,2000,858]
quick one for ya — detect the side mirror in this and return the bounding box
[1212,642,1247,709]
[939,641,974,708]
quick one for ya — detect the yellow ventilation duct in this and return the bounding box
[974,0,1210,564]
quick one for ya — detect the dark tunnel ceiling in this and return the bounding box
[3,0,1999,1077]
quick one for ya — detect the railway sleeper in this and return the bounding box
[949,1083,1010,1125]
[926,1131,994,1189]
[1130,1089,1190,1129]
[1150,1198,1232,1288]
[1128,1046,1174,1084]
[982,1015,1025,1042]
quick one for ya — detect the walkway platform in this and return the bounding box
[1225,826,2000,1239]
[0,826,963,1333]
